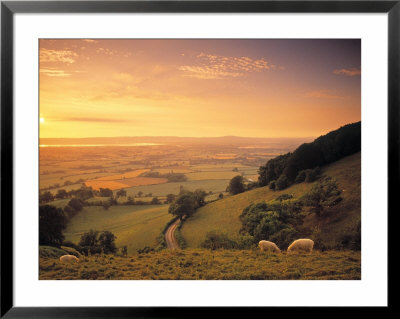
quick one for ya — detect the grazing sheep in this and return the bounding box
[60,255,79,263]
[287,239,314,253]
[258,240,281,253]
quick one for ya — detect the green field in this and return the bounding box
[39,249,361,280]
[64,205,172,254]
[122,179,230,197]
[181,152,361,248]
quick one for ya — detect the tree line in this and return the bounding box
[258,121,361,190]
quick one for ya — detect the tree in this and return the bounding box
[226,175,245,195]
[55,189,68,199]
[168,192,196,220]
[301,178,341,217]
[116,188,127,198]
[151,197,161,205]
[137,191,143,198]
[166,193,176,204]
[39,191,54,204]
[275,174,289,190]
[98,231,117,254]
[79,229,99,247]
[192,189,207,207]
[67,198,84,212]
[126,196,135,205]
[39,205,67,246]
[99,188,113,197]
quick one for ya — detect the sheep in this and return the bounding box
[287,239,314,253]
[59,254,80,263]
[258,240,281,253]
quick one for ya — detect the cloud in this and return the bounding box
[179,53,278,79]
[82,39,99,43]
[40,48,78,64]
[56,117,132,123]
[333,68,361,76]
[304,90,344,99]
[40,68,85,77]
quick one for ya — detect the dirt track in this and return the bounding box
[165,219,180,250]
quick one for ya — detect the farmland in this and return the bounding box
[40,137,308,255]
[63,205,171,254]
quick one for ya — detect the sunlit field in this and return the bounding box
[39,249,361,280]
[63,205,170,254]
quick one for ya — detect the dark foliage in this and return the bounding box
[39,205,67,246]
[168,189,207,220]
[258,121,361,187]
[226,175,245,195]
[201,231,238,250]
[239,201,303,248]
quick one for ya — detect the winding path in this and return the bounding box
[165,219,180,250]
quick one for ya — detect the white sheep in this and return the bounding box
[287,239,314,253]
[258,240,281,253]
[59,255,80,263]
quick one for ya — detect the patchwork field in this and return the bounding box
[64,205,171,254]
[85,177,168,190]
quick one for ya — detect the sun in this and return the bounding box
[40,118,45,124]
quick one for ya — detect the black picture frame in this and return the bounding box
[1,0,395,317]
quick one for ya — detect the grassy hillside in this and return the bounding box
[181,152,360,248]
[39,249,360,280]
[63,205,171,254]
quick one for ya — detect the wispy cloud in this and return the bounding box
[82,39,99,43]
[40,68,72,77]
[56,117,132,123]
[179,53,278,79]
[304,90,344,99]
[333,68,361,76]
[40,48,78,64]
[40,68,84,77]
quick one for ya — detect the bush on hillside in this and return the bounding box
[226,175,245,195]
[201,231,238,250]
[275,174,289,190]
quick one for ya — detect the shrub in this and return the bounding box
[201,231,238,250]
[275,174,289,190]
[295,170,307,183]
[305,167,320,183]
[269,180,276,190]
[226,175,245,195]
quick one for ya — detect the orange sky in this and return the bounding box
[39,39,361,138]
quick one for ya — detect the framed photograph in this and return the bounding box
[1,0,395,316]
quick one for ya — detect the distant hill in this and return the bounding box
[39,135,314,147]
[181,152,361,250]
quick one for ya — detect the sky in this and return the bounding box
[39,39,361,138]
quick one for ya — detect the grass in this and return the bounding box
[39,249,361,280]
[123,179,230,197]
[181,152,361,248]
[63,205,171,254]
[186,171,240,181]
